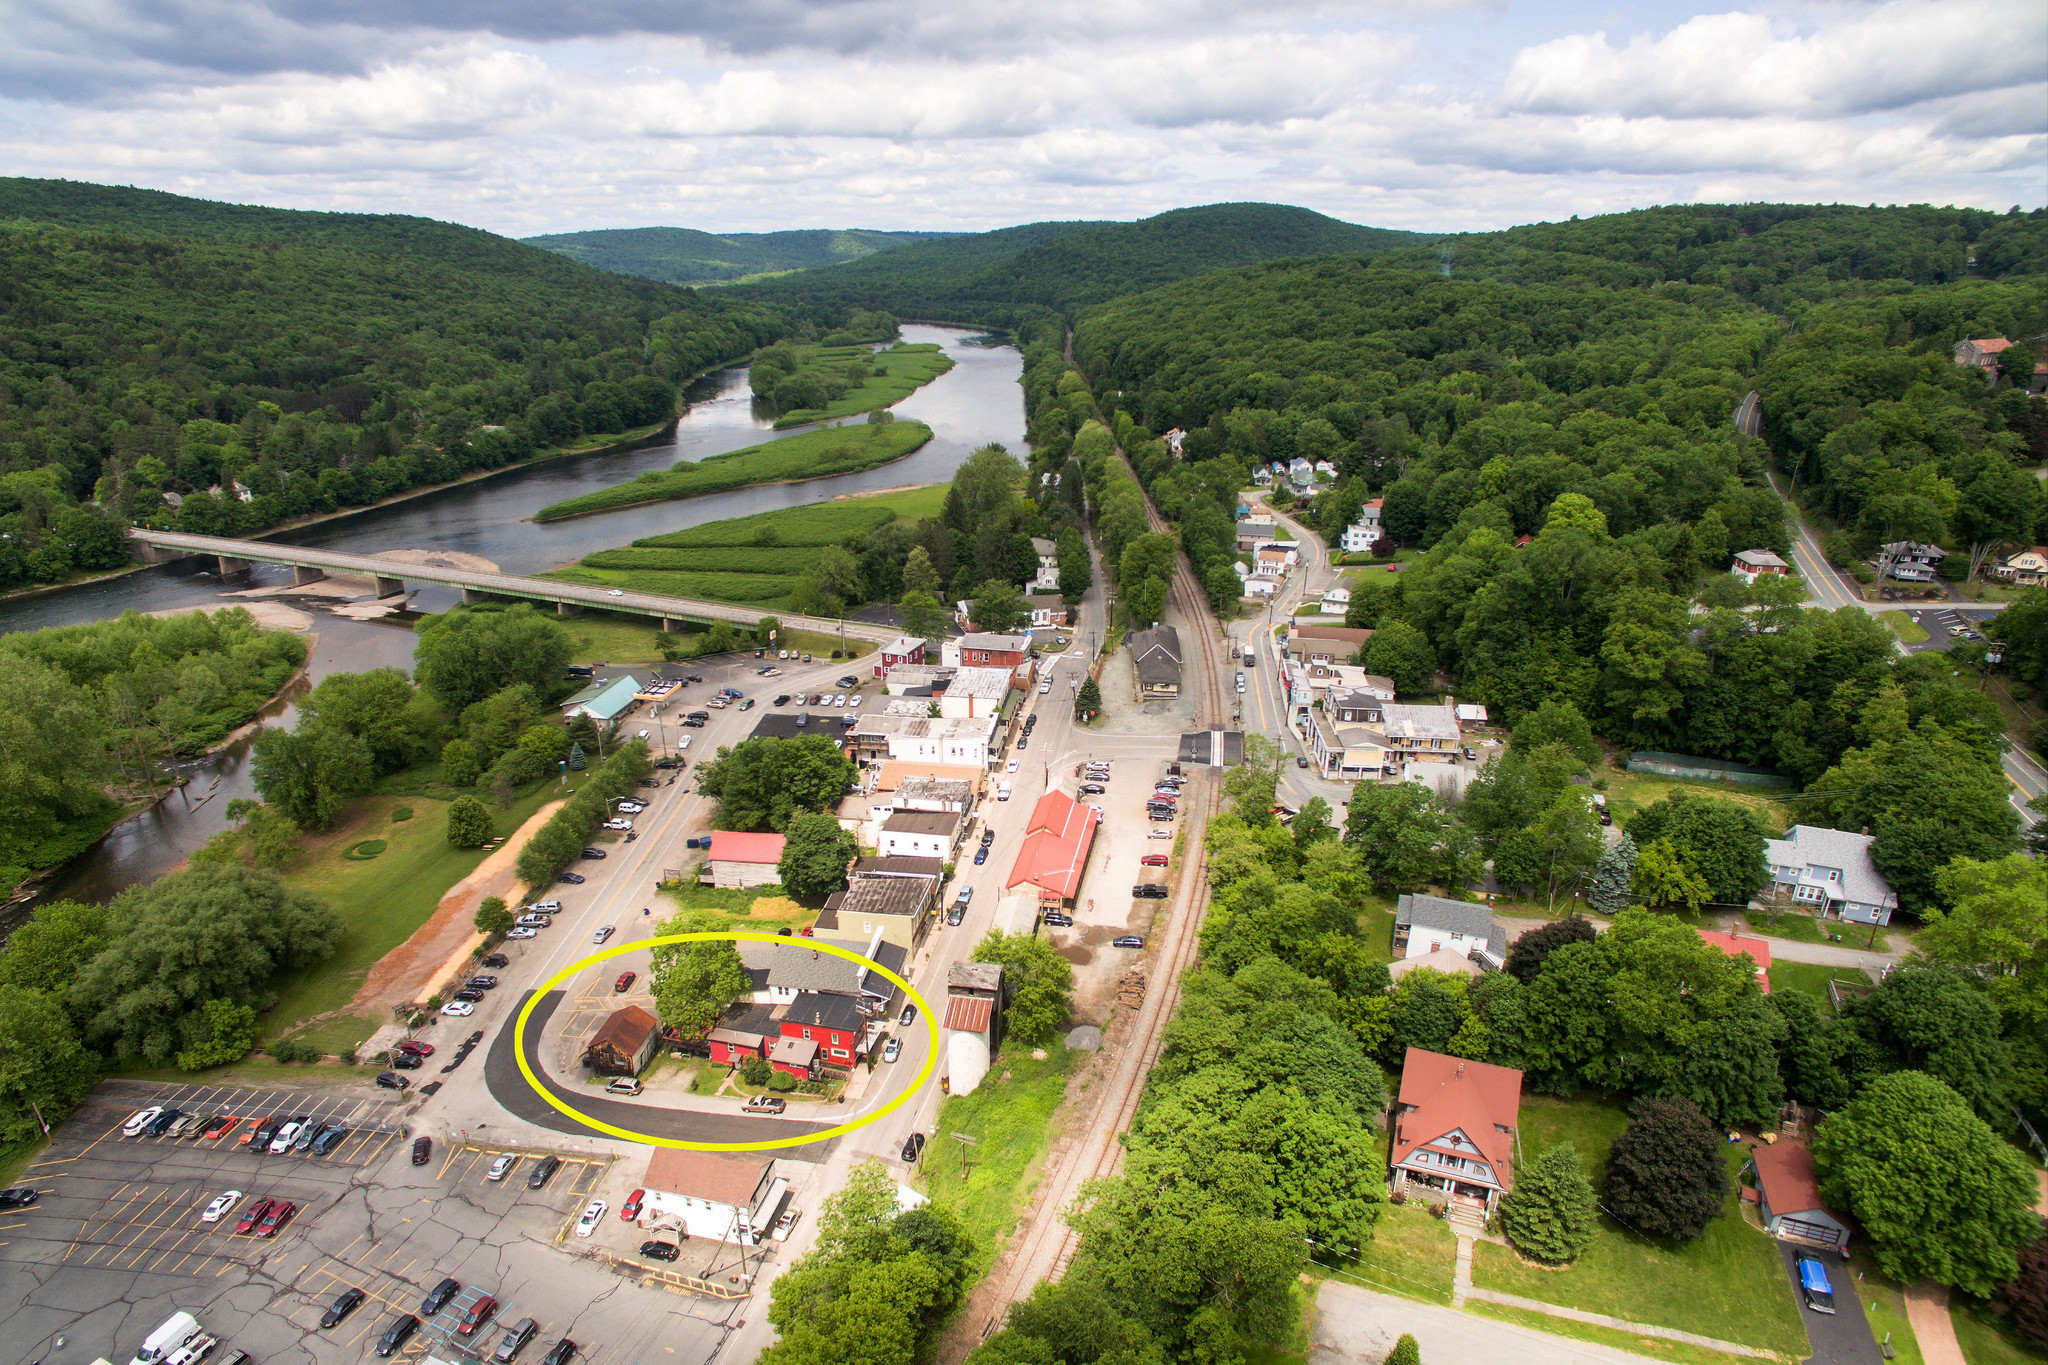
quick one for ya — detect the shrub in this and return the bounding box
[1500,1142,1599,1264]
[446,795,495,849]
[1387,1335,1421,1365]
[740,1053,772,1086]
[767,1070,798,1093]
[1604,1096,1728,1241]
[390,806,414,822]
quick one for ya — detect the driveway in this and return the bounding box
[1778,1244,1884,1365]
[1310,1280,1684,1365]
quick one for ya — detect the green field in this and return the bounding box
[1877,610,1931,644]
[767,342,954,428]
[1470,1092,1808,1356]
[1950,1296,2044,1363]
[551,484,948,611]
[921,1042,1079,1277]
[1765,961,1871,1001]
[533,420,932,521]
[1599,768,1794,835]
[1323,1201,1457,1303]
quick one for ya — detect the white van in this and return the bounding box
[677,735,692,750]
[996,780,1012,801]
[132,1311,201,1365]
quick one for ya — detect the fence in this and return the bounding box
[1626,751,1790,788]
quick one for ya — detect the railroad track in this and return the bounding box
[970,410,1231,1338]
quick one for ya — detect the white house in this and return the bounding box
[637,1150,785,1246]
[1732,549,1789,584]
[1319,586,1352,615]
[850,713,998,769]
[879,809,960,860]
[1288,457,1315,490]
[1764,826,1899,925]
[1031,537,1060,593]
[1394,894,1507,969]
[1992,546,2048,587]
[1340,499,1385,553]
[1314,460,1339,483]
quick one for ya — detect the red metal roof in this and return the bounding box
[1698,929,1772,993]
[1005,790,1097,901]
[1751,1141,1835,1220]
[944,996,995,1034]
[1392,1048,1523,1186]
[706,831,787,866]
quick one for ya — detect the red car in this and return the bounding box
[614,971,636,993]
[399,1040,435,1058]
[233,1198,275,1234]
[620,1189,645,1221]
[1140,854,1169,866]
[457,1295,499,1336]
[255,1201,297,1238]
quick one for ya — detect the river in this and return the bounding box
[1,325,1022,912]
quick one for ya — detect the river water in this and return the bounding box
[2,325,1022,911]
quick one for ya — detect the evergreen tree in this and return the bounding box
[1502,915,1598,986]
[1586,832,1637,913]
[567,742,587,771]
[1387,1335,1421,1365]
[1604,1096,1728,1241]
[1499,1142,1599,1264]
[1074,675,1102,722]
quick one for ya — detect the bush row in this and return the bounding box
[513,741,654,889]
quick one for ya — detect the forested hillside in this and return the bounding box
[520,225,952,285]
[740,203,1429,323]
[0,178,786,583]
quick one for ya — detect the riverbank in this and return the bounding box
[532,420,933,522]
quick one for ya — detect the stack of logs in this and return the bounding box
[1117,964,1147,1010]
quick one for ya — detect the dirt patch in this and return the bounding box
[370,548,502,574]
[1058,944,1094,965]
[150,600,313,632]
[349,798,564,1015]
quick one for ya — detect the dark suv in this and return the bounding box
[526,1155,562,1190]
[422,1276,461,1315]
[376,1315,420,1358]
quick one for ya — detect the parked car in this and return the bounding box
[617,800,645,813]
[605,1077,643,1096]
[483,953,510,968]
[1140,853,1169,866]
[467,976,498,991]
[375,1315,420,1358]
[254,1200,296,1237]
[1079,782,1106,794]
[527,1156,561,1190]
[883,1036,902,1063]
[979,827,996,847]
[493,1319,539,1364]
[541,1339,576,1365]
[232,1198,275,1234]
[200,1190,241,1223]
[457,1295,499,1336]
[601,819,632,832]
[377,1072,410,1090]
[441,1000,475,1017]
[1148,828,1173,840]
[1131,884,1170,899]
[1042,911,1073,927]
[1797,1258,1835,1314]
[621,1189,646,1220]
[973,845,988,865]
[202,1114,238,1139]
[486,1154,518,1182]
[506,927,537,939]
[575,1199,608,1236]
[557,872,585,884]
[1113,935,1145,948]
[293,1123,323,1153]
[579,847,606,860]
[614,971,636,993]
[400,1040,436,1057]
[422,1276,461,1315]
[639,1240,681,1262]
[147,1108,183,1137]
[122,1106,164,1137]
[268,1122,303,1154]
[773,1208,802,1242]
[745,1095,788,1114]
[312,1127,349,1155]
[0,1187,36,1212]
[901,1132,926,1163]
[321,1288,366,1329]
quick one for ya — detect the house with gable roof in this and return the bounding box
[1764,825,1898,925]
[1390,1048,1522,1213]
[1394,894,1506,969]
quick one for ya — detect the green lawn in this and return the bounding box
[1746,908,1828,943]
[1877,610,1932,644]
[769,342,954,428]
[1321,1201,1457,1303]
[557,615,678,666]
[1601,768,1794,835]
[1951,1298,2046,1364]
[534,421,932,521]
[1472,1093,1809,1357]
[921,1041,1079,1277]
[655,884,815,929]
[1766,962,1872,1002]
[258,785,556,1051]
[1464,1301,1766,1365]
[1842,1245,1924,1365]
[1358,895,1399,963]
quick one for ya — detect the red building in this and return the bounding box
[770,1035,821,1079]
[778,991,867,1067]
[955,632,1031,668]
[1006,789,1098,907]
[875,635,927,677]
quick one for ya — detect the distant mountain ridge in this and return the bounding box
[728,202,1437,322]
[520,225,957,285]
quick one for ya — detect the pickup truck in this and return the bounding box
[744,1096,786,1115]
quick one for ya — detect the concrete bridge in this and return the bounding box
[127,529,898,644]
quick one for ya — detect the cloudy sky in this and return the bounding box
[2,0,2042,237]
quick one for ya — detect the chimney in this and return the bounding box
[1456,1062,1465,1077]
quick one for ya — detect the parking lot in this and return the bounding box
[0,1083,737,1365]
[1898,605,1999,654]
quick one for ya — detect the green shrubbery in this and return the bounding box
[513,741,654,887]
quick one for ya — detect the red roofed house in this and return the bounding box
[1698,928,1772,993]
[1744,1141,1852,1250]
[1005,789,1098,907]
[1955,337,2013,369]
[703,831,787,889]
[1389,1048,1522,1214]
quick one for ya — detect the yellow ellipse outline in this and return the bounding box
[512,931,938,1152]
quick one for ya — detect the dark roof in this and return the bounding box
[882,809,958,836]
[717,1002,782,1036]
[838,873,936,918]
[1398,893,1496,940]
[853,855,947,877]
[588,1005,658,1055]
[783,991,866,1034]
[1132,625,1182,666]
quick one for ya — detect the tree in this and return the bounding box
[1839,965,2010,1124]
[970,1279,1162,1365]
[1387,1336,1421,1365]
[446,795,494,848]
[413,604,573,711]
[1604,1096,1728,1241]
[1814,1071,2042,1296]
[174,999,259,1071]
[1586,833,1636,914]
[1293,796,1335,847]
[1502,916,1597,986]
[1499,1142,1599,1264]
[649,913,753,1037]
[1343,782,1477,893]
[474,896,512,937]
[1998,1235,2048,1352]
[970,579,1028,634]
[972,931,1074,1046]
[757,616,782,648]
[0,984,99,1140]
[1623,790,1769,904]
[897,590,948,645]
[779,813,859,900]
[696,734,857,832]
[1383,968,1467,1066]
[1491,790,1603,908]
[1631,837,1708,911]
[1362,620,1438,694]
[299,667,435,772]
[1074,675,1101,722]
[1511,699,1602,767]
[1921,854,2048,1026]
[250,721,374,830]
[1056,528,1092,601]
[68,863,342,1066]
[0,899,112,994]
[901,545,942,598]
